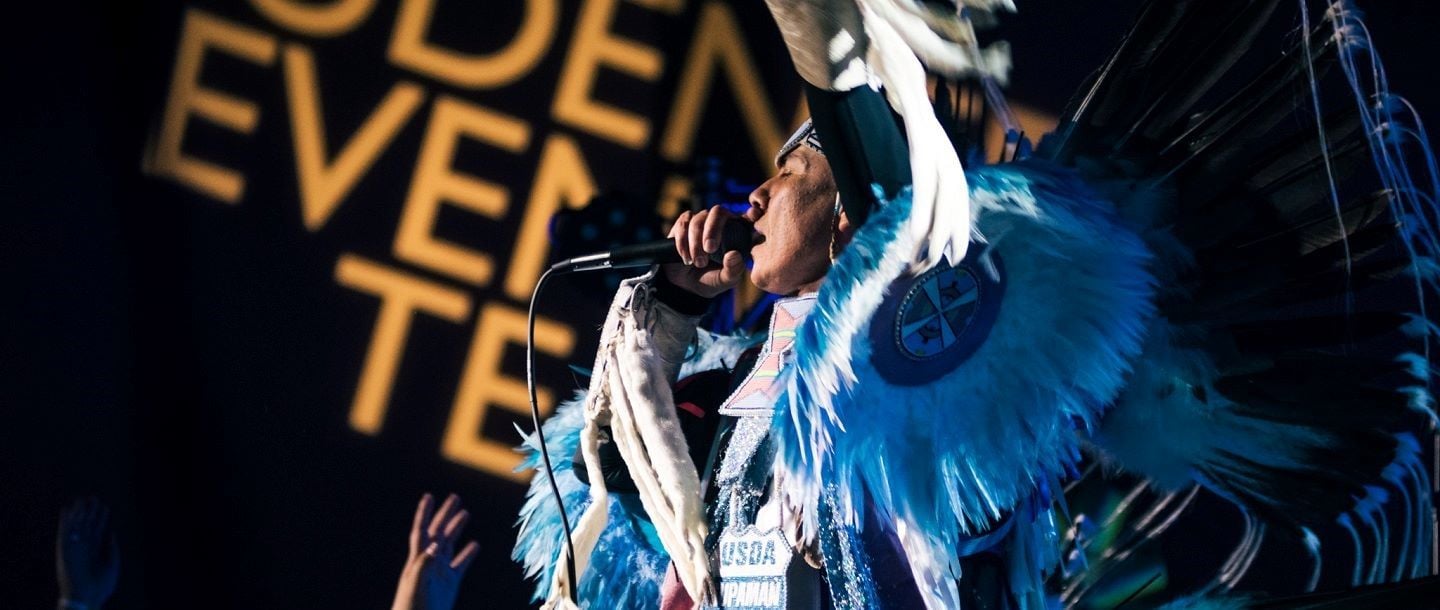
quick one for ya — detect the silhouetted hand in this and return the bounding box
[56,498,119,609]
[392,493,479,610]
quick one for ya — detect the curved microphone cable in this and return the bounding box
[527,265,578,604]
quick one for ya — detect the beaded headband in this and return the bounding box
[774,119,824,167]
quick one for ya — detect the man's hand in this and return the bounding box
[56,498,119,609]
[665,206,746,298]
[392,493,479,610]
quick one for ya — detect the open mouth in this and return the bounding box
[742,224,765,251]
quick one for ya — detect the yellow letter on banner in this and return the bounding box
[552,0,681,149]
[249,0,376,37]
[395,96,530,286]
[444,302,574,482]
[503,134,597,301]
[335,253,472,436]
[660,1,787,172]
[148,9,277,204]
[283,44,426,232]
[388,0,557,89]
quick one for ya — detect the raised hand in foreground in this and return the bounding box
[56,498,120,610]
[392,493,479,610]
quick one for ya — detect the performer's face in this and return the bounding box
[745,146,847,295]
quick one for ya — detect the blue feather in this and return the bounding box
[772,160,1156,604]
[512,393,670,608]
[512,332,761,607]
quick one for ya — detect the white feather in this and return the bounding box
[857,0,975,273]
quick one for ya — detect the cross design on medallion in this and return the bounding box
[898,266,980,358]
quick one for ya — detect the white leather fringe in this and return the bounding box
[542,271,712,607]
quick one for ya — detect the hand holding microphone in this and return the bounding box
[665,206,751,299]
[548,205,759,299]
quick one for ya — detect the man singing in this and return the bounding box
[516,5,1024,602]
[515,0,1439,608]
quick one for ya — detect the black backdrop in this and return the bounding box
[3,1,1438,608]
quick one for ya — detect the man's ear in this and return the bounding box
[837,208,854,234]
[833,196,858,252]
[836,195,857,237]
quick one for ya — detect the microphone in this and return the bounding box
[550,219,760,273]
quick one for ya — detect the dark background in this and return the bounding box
[4,1,1438,608]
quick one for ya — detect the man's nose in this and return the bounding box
[746,184,769,221]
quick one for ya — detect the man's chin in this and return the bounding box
[748,267,777,294]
